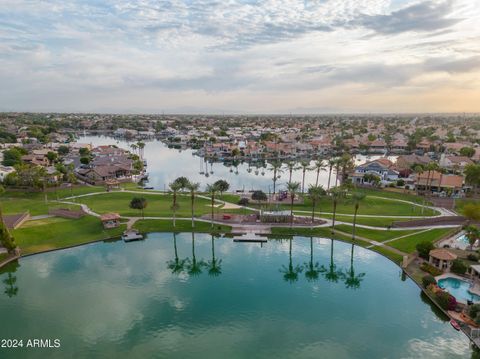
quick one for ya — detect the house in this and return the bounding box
[391,139,408,153]
[368,139,387,153]
[439,154,474,172]
[415,171,464,195]
[395,154,431,176]
[21,154,49,166]
[350,158,399,184]
[100,213,121,229]
[429,249,457,271]
[0,165,15,182]
[77,164,133,184]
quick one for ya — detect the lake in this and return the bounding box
[77,135,396,192]
[0,234,472,358]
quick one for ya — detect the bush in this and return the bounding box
[467,254,479,262]
[422,274,437,288]
[435,290,457,311]
[238,198,249,206]
[420,262,443,276]
[396,179,405,187]
[469,304,480,325]
[251,190,267,202]
[451,259,467,275]
[416,241,434,259]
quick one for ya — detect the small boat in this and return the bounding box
[122,229,144,242]
[143,186,154,190]
[450,319,461,331]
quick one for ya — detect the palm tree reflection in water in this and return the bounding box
[304,237,325,282]
[167,233,186,275]
[207,234,222,277]
[280,238,303,283]
[344,243,365,289]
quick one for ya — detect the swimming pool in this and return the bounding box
[438,277,480,303]
[457,234,470,246]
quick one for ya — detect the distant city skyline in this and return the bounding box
[1,0,480,114]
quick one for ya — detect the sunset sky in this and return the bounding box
[1,0,480,113]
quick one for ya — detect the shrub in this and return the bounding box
[251,190,267,202]
[435,290,457,311]
[416,241,434,259]
[238,198,249,206]
[420,262,443,276]
[467,254,479,262]
[469,304,480,325]
[451,259,467,275]
[396,179,405,187]
[422,274,437,288]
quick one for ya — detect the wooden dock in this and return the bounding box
[233,233,268,243]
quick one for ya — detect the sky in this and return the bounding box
[1,0,480,114]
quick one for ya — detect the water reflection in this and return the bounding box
[304,236,324,282]
[343,243,366,289]
[1,261,20,298]
[280,238,303,283]
[167,233,187,275]
[322,239,343,283]
[206,234,222,277]
[186,232,205,276]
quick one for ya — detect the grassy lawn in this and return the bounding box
[352,187,430,204]
[270,226,370,246]
[77,192,218,217]
[388,228,456,253]
[13,216,125,255]
[333,224,419,242]
[369,246,405,264]
[455,198,480,212]
[133,219,231,234]
[255,195,438,216]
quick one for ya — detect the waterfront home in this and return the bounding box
[415,171,464,196]
[391,138,408,153]
[350,158,399,185]
[77,164,133,184]
[395,154,431,175]
[0,165,15,182]
[429,248,457,271]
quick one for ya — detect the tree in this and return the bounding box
[129,197,147,218]
[422,274,436,288]
[413,165,424,195]
[351,192,366,241]
[285,161,297,183]
[460,147,475,158]
[463,204,480,223]
[173,176,189,190]
[286,182,300,227]
[46,151,58,164]
[185,181,200,228]
[327,159,336,190]
[1,148,22,166]
[79,147,90,157]
[465,225,480,250]
[465,164,480,196]
[451,259,467,275]
[214,179,230,197]
[57,145,69,156]
[416,241,434,259]
[206,183,219,228]
[137,141,145,159]
[329,187,344,234]
[0,186,17,252]
[308,185,325,223]
[269,160,283,195]
[80,157,90,165]
[299,160,311,193]
[169,182,182,227]
[312,159,326,187]
[251,190,267,205]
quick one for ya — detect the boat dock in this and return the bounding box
[233,233,268,243]
[122,229,144,242]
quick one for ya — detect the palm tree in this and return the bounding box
[280,238,303,283]
[206,183,219,228]
[426,162,439,194]
[304,237,323,282]
[465,225,480,250]
[207,234,222,277]
[285,161,297,183]
[286,182,300,227]
[269,160,283,195]
[185,181,200,228]
[130,143,138,156]
[0,186,17,253]
[137,141,145,159]
[308,185,325,223]
[329,187,343,234]
[3,272,18,298]
[327,158,336,190]
[351,192,366,241]
[167,233,186,275]
[312,159,326,187]
[344,243,365,289]
[169,181,182,227]
[186,232,204,276]
[413,165,424,195]
[299,160,311,193]
[339,154,354,185]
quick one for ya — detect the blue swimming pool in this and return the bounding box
[438,277,480,303]
[457,235,469,245]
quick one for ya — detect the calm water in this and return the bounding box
[78,135,396,192]
[438,277,480,304]
[0,234,473,358]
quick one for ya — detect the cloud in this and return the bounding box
[351,0,462,35]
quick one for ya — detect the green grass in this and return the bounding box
[254,195,438,216]
[77,192,219,217]
[388,228,456,253]
[13,216,125,255]
[455,198,480,212]
[133,219,231,234]
[369,245,405,264]
[353,187,429,204]
[333,224,419,242]
[0,253,10,262]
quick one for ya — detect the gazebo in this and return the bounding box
[428,248,457,271]
[100,213,121,229]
